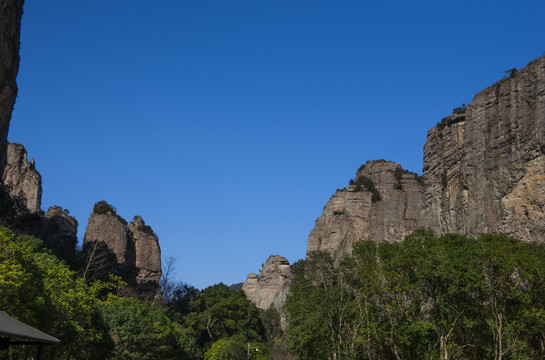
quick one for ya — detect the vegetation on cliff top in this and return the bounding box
[92,200,128,226]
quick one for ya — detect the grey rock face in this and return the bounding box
[307,160,425,262]
[307,54,545,263]
[0,0,24,175]
[423,55,545,242]
[84,209,130,265]
[83,202,162,290]
[2,142,42,213]
[242,255,295,328]
[128,216,162,289]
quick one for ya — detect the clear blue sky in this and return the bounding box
[10,0,545,289]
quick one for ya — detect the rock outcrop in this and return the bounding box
[307,161,425,262]
[307,54,545,262]
[83,201,161,290]
[84,201,131,265]
[0,0,24,175]
[2,142,42,213]
[42,206,79,263]
[242,255,295,328]
[423,55,545,242]
[128,216,162,289]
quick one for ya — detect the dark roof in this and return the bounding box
[0,312,60,345]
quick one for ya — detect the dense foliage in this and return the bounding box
[0,227,274,359]
[284,230,545,360]
[0,227,113,359]
[4,216,544,360]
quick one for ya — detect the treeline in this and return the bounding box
[0,227,285,360]
[284,230,545,359]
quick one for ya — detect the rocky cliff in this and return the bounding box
[2,142,42,213]
[307,160,425,262]
[42,206,78,263]
[242,255,294,328]
[307,54,545,262]
[83,201,161,290]
[424,55,545,241]
[84,201,131,265]
[0,0,24,175]
[128,216,162,289]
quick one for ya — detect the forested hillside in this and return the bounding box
[0,227,287,359]
[285,231,545,359]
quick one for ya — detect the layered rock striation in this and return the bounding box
[242,255,295,328]
[307,160,425,262]
[307,54,545,262]
[424,55,545,241]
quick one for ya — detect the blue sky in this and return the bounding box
[10,0,545,289]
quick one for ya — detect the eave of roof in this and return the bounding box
[0,312,61,345]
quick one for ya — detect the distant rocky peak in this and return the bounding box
[242,255,295,329]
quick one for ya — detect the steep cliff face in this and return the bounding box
[423,55,545,241]
[307,160,425,262]
[2,142,42,213]
[307,54,545,263]
[242,255,295,328]
[0,0,24,175]
[128,216,162,290]
[84,202,130,265]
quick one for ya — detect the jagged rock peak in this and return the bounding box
[2,142,42,213]
[83,201,162,291]
[128,215,162,290]
[242,255,295,329]
[0,0,24,174]
[307,160,425,263]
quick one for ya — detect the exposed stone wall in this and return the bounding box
[423,55,545,241]
[242,255,294,329]
[2,142,42,213]
[307,160,425,262]
[128,215,162,290]
[83,202,161,290]
[84,210,130,265]
[0,0,24,175]
[306,55,545,263]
